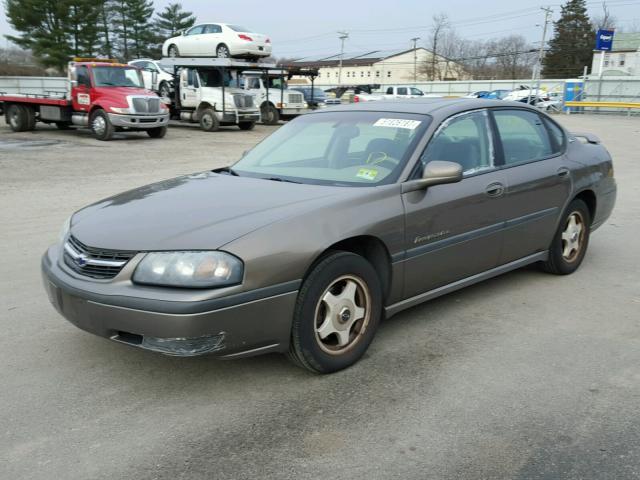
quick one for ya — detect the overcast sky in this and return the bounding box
[2,0,639,56]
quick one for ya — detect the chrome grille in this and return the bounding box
[287,93,304,104]
[63,235,136,279]
[233,94,254,108]
[131,97,161,114]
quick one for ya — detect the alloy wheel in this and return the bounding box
[92,115,106,136]
[561,211,585,262]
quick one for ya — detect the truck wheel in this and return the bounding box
[24,106,36,130]
[168,45,180,57]
[6,104,30,132]
[90,109,114,141]
[261,104,280,125]
[238,121,255,131]
[146,126,167,138]
[199,108,220,132]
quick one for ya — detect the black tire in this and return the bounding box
[24,105,36,130]
[168,45,180,57]
[199,108,219,132]
[261,103,280,125]
[146,126,167,138]
[89,109,114,141]
[55,122,74,130]
[541,199,591,275]
[6,104,30,132]
[216,44,231,58]
[288,251,382,374]
[159,81,171,99]
[238,121,255,131]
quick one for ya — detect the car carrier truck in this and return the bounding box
[0,59,169,141]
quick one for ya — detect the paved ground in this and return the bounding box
[1,115,639,480]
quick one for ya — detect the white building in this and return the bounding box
[291,48,469,86]
[591,32,640,76]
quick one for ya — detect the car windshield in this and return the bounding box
[228,25,251,32]
[233,111,431,187]
[92,67,144,88]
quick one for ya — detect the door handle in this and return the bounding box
[485,182,505,198]
[557,167,570,178]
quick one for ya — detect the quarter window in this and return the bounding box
[419,110,494,175]
[493,110,553,164]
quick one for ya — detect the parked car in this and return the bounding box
[162,23,272,59]
[290,86,341,107]
[465,91,491,98]
[42,99,616,373]
[535,91,563,113]
[486,89,511,100]
[128,58,174,98]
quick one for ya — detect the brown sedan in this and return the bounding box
[42,99,617,373]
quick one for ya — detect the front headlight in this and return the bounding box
[133,251,243,288]
[59,216,71,243]
[110,106,133,114]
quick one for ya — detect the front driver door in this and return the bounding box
[402,109,509,299]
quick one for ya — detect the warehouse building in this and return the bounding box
[291,47,469,86]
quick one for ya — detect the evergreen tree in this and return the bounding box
[127,0,154,58]
[154,2,196,38]
[542,0,594,78]
[67,0,103,57]
[5,0,73,70]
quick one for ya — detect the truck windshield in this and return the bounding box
[233,111,431,187]
[92,67,144,88]
[267,77,288,89]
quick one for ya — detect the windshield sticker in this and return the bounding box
[374,118,421,130]
[356,168,379,181]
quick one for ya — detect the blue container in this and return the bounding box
[564,80,584,113]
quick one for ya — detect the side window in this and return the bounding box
[76,66,91,87]
[186,25,204,36]
[542,117,566,154]
[204,24,222,34]
[410,88,424,96]
[186,69,199,87]
[493,110,553,165]
[419,110,494,175]
[397,87,408,95]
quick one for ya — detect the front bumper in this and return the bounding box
[107,112,170,129]
[41,246,298,358]
[219,110,261,124]
[280,107,309,116]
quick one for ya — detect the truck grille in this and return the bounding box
[233,94,254,108]
[287,93,304,104]
[131,97,161,114]
[63,235,136,279]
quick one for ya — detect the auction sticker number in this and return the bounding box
[374,118,421,130]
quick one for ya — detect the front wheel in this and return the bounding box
[90,109,114,141]
[288,251,382,373]
[261,104,280,125]
[541,199,591,275]
[146,126,167,138]
[238,121,255,131]
[199,108,220,132]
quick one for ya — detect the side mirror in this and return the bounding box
[402,160,463,193]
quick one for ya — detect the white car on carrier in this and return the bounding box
[162,23,272,60]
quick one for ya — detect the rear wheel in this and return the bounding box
[261,103,280,125]
[6,104,30,132]
[146,126,167,138]
[24,106,36,130]
[541,199,591,275]
[238,121,255,131]
[90,109,114,141]
[216,44,231,58]
[288,251,382,373]
[199,108,220,132]
[168,45,179,57]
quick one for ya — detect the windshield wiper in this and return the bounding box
[265,176,300,184]
[214,166,240,176]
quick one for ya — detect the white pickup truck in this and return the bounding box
[241,71,308,124]
[382,86,428,98]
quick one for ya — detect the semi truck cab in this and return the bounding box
[241,71,309,125]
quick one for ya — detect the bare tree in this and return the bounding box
[592,1,617,31]
[422,13,450,80]
[489,35,536,79]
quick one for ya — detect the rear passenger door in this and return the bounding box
[491,108,571,264]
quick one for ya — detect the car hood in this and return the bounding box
[70,172,345,251]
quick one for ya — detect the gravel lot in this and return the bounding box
[1,115,639,480]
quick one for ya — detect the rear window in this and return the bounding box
[228,25,251,32]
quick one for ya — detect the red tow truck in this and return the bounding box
[0,58,170,141]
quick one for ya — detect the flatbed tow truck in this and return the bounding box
[0,58,169,141]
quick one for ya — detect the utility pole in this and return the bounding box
[337,31,349,86]
[411,37,421,84]
[528,6,553,105]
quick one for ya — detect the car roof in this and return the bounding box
[314,98,541,120]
